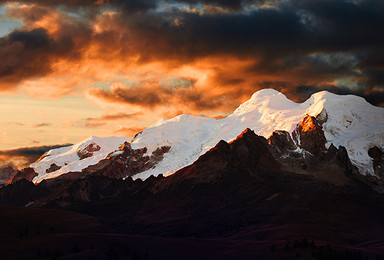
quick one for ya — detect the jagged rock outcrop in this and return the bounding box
[268,115,327,157]
[46,163,61,173]
[0,165,17,185]
[369,146,384,177]
[266,116,359,186]
[230,128,280,173]
[151,146,172,162]
[152,128,281,194]
[83,141,171,179]
[77,142,101,160]
[268,130,297,154]
[292,114,327,155]
[7,167,38,184]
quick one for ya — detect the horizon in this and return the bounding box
[1,0,384,167]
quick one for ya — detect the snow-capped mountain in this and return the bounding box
[31,89,384,183]
[32,136,130,183]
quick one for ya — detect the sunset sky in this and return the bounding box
[1,0,384,167]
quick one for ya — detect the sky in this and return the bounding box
[1,0,384,168]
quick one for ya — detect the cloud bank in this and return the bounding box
[0,144,72,169]
[0,0,383,114]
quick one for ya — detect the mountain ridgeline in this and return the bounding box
[0,89,384,259]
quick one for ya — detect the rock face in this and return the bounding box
[7,167,38,184]
[268,114,327,156]
[0,165,17,185]
[77,142,101,160]
[146,128,283,195]
[153,127,359,195]
[46,163,61,173]
[369,146,384,177]
[267,115,359,186]
[292,115,327,155]
[83,141,171,179]
[268,130,297,154]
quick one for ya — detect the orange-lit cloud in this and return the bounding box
[0,0,383,150]
[114,126,144,137]
[84,112,142,127]
[0,144,71,169]
[1,0,383,108]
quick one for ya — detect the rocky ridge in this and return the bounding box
[83,141,171,179]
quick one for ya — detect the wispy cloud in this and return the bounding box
[33,123,51,128]
[114,126,143,137]
[84,112,142,128]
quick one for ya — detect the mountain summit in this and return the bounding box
[30,89,384,183]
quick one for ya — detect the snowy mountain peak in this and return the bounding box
[249,88,285,102]
[231,88,295,117]
[31,89,384,182]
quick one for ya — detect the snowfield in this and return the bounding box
[31,89,384,182]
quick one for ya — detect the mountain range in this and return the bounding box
[0,89,384,259]
[25,89,384,184]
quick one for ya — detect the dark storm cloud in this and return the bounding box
[273,84,384,108]
[89,79,231,110]
[0,20,91,88]
[108,0,381,71]
[0,0,100,5]
[93,85,162,107]
[1,0,157,13]
[0,145,72,159]
[0,28,53,86]
[0,0,258,11]
[119,8,307,62]
[85,0,384,107]
[172,0,265,10]
[0,144,72,169]
[109,0,157,13]
[1,0,384,106]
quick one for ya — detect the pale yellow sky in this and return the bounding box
[0,95,124,149]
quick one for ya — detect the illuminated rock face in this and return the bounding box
[8,167,38,184]
[1,166,38,186]
[292,115,327,155]
[0,165,17,185]
[268,115,326,156]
